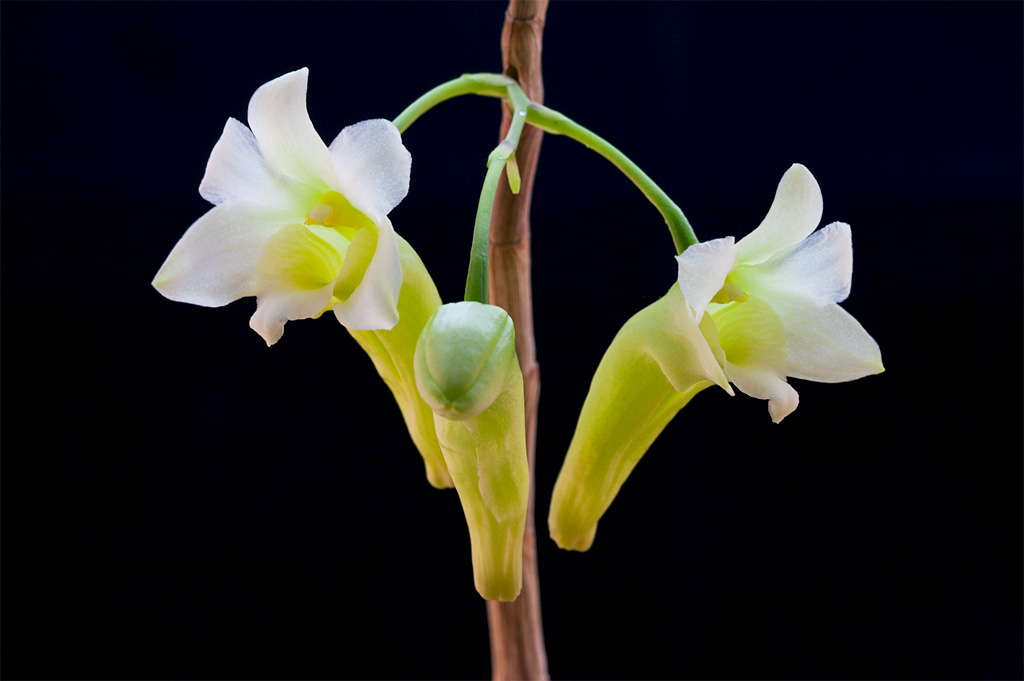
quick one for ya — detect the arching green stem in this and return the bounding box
[392,73,515,134]
[464,85,530,305]
[524,103,697,253]
[392,73,698,269]
[393,74,531,305]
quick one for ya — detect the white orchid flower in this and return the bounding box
[153,68,410,345]
[676,163,884,422]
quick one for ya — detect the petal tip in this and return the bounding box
[768,397,797,423]
[249,307,284,347]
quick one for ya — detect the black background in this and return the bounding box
[2,2,1021,679]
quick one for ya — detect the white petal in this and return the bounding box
[736,164,823,266]
[724,361,800,423]
[247,222,348,346]
[324,119,412,219]
[332,215,402,330]
[152,203,283,307]
[649,285,734,395]
[709,295,792,419]
[198,118,316,213]
[246,68,330,187]
[675,237,737,321]
[772,300,885,383]
[736,221,853,307]
[249,285,335,347]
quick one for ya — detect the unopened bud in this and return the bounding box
[414,302,518,421]
[414,302,529,601]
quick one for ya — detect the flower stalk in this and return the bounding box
[485,2,549,678]
[391,73,513,134]
[524,103,697,253]
[466,85,530,305]
[394,74,696,257]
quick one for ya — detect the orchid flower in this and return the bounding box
[414,302,529,601]
[549,163,883,551]
[153,68,453,489]
[676,163,884,423]
[152,67,409,345]
[548,285,733,551]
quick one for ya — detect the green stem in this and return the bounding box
[392,73,698,263]
[464,86,530,305]
[393,74,531,305]
[525,103,697,253]
[392,73,515,134]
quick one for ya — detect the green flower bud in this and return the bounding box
[348,235,452,489]
[414,302,517,420]
[414,302,529,601]
[548,284,732,551]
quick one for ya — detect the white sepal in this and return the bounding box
[325,119,412,220]
[737,221,853,308]
[246,68,331,188]
[152,202,283,307]
[736,163,823,266]
[774,300,885,383]
[198,118,313,213]
[675,236,737,321]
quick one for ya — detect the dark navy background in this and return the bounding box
[2,2,1021,679]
